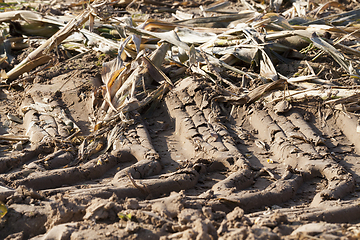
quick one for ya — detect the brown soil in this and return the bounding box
[2,0,360,239]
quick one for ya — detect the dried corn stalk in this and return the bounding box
[6,9,95,80]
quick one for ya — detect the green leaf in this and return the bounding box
[118,212,132,221]
[0,203,7,219]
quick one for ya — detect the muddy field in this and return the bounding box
[1,0,360,239]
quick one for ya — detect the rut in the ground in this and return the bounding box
[164,77,356,211]
[1,77,360,239]
[0,77,357,208]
